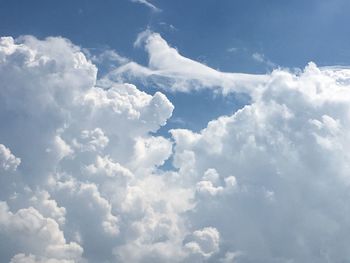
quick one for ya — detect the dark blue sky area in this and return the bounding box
[1,0,349,72]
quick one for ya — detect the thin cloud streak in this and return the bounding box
[130,0,161,12]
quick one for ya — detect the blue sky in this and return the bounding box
[1,0,350,71]
[2,1,350,263]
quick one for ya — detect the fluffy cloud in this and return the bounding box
[184,227,220,258]
[172,63,350,262]
[0,35,186,262]
[0,144,20,171]
[0,202,82,262]
[1,32,350,263]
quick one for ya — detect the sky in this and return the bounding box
[1,1,350,263]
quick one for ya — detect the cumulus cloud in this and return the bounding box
[184,227,220,258]
[171,62,350,262]
[0,35,185,262]
[0,202,82,262]
[1,32,350,263]
[0,144,20,171]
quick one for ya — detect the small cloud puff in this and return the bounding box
[0,144,20,172]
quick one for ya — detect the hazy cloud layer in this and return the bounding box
[1,33,350,263]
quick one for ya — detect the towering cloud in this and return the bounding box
[1,33,350,263]
[171,63,350,262]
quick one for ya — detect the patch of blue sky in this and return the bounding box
[151,0,350,70]
[2,0,350,73]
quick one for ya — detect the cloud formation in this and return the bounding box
[0,144,20,171]
[171,63,350,262]
[1,33,350,263]
[106,31,269,94]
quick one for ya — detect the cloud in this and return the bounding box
[1,32,350,263]
[219,251,242,263]
[10,253,76,263]
[91,49,129,66]
[0,35,186,262]
[252,52,276,68]
[130,0,161,12]
[184,227,220,258]
[171,62,350,262]
[0,202,82,262]
[251,52,265,63]
[0,144,20,171]
[227,47,239,53]
[106,30,269,94]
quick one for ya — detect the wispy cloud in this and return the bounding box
[227,47,239,53]
[108,30,269,94]
[130,0,161,12]
[252,52,276,68]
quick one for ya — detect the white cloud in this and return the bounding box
[28,190,66,226]
[0,202,82,262]
[106,30,269,94]
[72,128,109,153]
[91,49,129,66]
[130,0,161,12]
[227,47,239,53]
[171,62,350,262]
[1,32,350,263]
[10,253,75,263]
[0,144,20,171]
[252,52,276,68]
[252,52,265,63]
[0,35,183,262]
[184,227,220,257]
